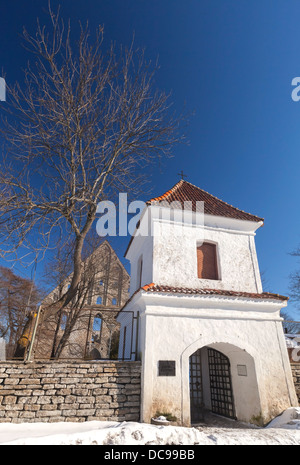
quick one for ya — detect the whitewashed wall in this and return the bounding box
[126,205,263,295]
[121,204,297,427]
[120,291,297,426]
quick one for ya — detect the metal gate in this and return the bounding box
[207,348,235,419]
[189,349,204,423]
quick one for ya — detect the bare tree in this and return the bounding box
[281,311,300,334]
[0,266,41,358]
[0,7,183,318]
[290,247,300,305]
[288,246,300,326]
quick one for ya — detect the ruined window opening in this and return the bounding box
[60,313,67,331]
[91,314,102,343]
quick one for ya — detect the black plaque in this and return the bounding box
[158,360,176,377]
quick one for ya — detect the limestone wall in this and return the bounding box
[0,361,141,423]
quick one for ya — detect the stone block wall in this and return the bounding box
[0,361,141,423]
[291,363,300,405]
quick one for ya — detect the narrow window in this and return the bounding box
[87,289,93,305]
[122,326,127,360]
[197,242,219,280]
[60,313,67,331]
[137,256,143,289]
[91,314,102,343]
[112,298,117,306]
[87,279,94,305]
[96,296,103,305]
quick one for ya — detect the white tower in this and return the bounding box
[118,180,297,426]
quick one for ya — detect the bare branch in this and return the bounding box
[0,6,184,316]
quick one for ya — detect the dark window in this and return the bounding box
[122,326,127,360]
[137,256,143,289]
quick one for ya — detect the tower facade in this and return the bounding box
[118,180,297,425]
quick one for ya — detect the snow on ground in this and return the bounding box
[0,408,300,445]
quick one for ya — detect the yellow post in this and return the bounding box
[25,306,42,363]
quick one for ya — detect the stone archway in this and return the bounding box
[182,341,261,426]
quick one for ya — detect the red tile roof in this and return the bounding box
[141,283,288,301]
[118,283,288,314]
[147,180,264,223]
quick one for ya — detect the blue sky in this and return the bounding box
[1,0,300,317]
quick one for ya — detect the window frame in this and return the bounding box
[196,240,220,281]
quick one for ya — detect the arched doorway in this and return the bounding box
[189,347,235,423]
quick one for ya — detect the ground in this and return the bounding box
[0,408,299,445]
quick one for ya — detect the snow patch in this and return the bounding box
[266,407,300,430]
[0,409,300,445]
